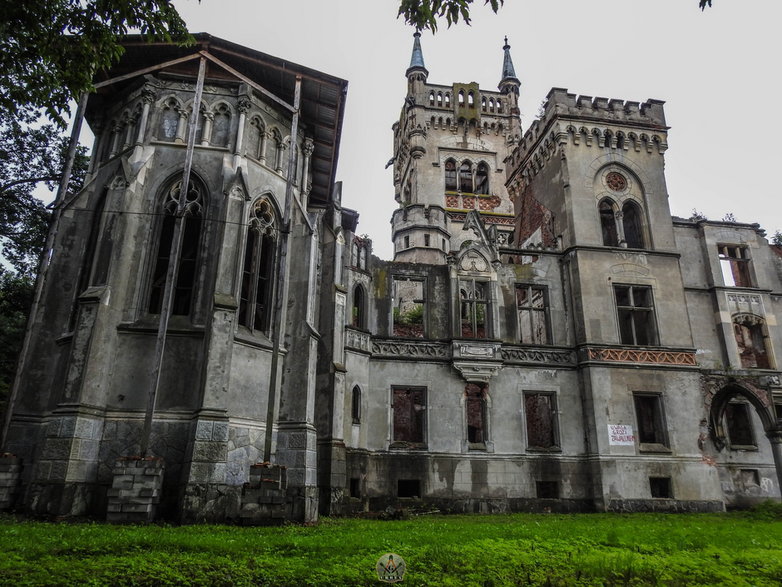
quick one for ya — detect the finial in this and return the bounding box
[504,36,508,47]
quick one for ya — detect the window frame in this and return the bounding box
[238,197,278,334]
[614,284,658,346]
[523,391,560,452]
[724,400,757,450]
[392,277,426,338]
[390,386,427,449]
[633,392,670,452]
[459,278,490,339]
[465,383,489,450]
[718,244,753,287]
[515,284,550,345]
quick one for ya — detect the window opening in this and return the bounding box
[351,385,362,424]
[599,199,619,246]
[211,104,231,147]
[634,393,668,447]
[725,402,756,447]
[352,285,366,329]
[349,478,361,498]
[459,161,473,193]
[148,178,204,316]
[392,388,426,445]
[465,383,487,445]
[158,98,179,140]
[622,201,644,248]
[649,477,672,498]
[516,285,549,344]
[475,162,489,194]
[525,392,558,449]
[238,198,277,332]
[615,285,657,345]
[718,245,752,287]
[733,316,770,368]
[437,93,443,107]
[424,234,430,247]
[444,159,457,191]
[444,94,451,107]
[397,479,421,497]
[393,278,425,337]
[460,279,488,338]
[536,481,559,499]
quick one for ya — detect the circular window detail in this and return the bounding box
[606,171,627,192]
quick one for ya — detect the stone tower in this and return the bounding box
[390,34,521,263]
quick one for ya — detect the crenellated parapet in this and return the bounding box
[506,88,669,188]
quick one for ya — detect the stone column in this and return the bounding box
[175,108,189,143]
[767,428,782,499]
[301,137,314,208]
[135,86,156,146]
[200,112,214,146]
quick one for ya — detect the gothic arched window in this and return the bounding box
[158,98,180,141]
[444,93,451,107]
[599,198,619,247]
[211,103,231,147]
[481,97,487,112]
[444,158,457,191]
[239,198,278,332]
[459,161,473,193]
[351,385,362,424]
[622,200,645,249]
[468,92,475,107]
[475,162,489,194]
[247,116,265,160]
[458,91,465,106]
[429,92,435,106]
[352,284,366,329]
[148,176,205,316]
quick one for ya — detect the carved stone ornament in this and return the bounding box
[605,171,627,192]
[452,360,503,383]
[459,250,489,273]
[371,340,449,359]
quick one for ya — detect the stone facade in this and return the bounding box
[2,33,781,522]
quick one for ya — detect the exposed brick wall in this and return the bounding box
[514,186,556,247]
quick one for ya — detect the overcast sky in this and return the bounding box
[172,0,781,259]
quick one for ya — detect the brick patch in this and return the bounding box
[106,457,164,523]
[240,463,288,525]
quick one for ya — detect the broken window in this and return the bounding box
[599,199,619,246]
[524,392,558,450]
[392,387,426,446]
[725,402,756,448]
[733,316,770,369]
[460,279,489,338]
[718,245,752,287]
[516,285,549,344]
[392,278,425,337]
[444,158,457,191]
[238,198,277,332]
[465,383,487,446]
[351,385,361,424]
[633,393,668,448]
[148,177,204,316]
[615,285,658,346]
[459,161,473,193]
[622,200,645,249]
[649,477,672,498]
[475,162,490,194]
[352,285,366,329]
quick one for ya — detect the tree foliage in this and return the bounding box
[0,0,190,124]
[0,113,88,275]
[0,270,34,427]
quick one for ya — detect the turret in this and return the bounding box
[406,32,429,98]
[498,37,522,142]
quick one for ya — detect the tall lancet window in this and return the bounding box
[459,161,473,193]
[148,177,205,316]
[239,197,278,333]
[211,103,231,147]
[444,159,457,191]
[475,162,489,194]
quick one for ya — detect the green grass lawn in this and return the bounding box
[1,509,781,586]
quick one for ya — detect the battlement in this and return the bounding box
[508,88,668,176]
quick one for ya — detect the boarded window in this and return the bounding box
[465,383,487,445]
[516,285,549,344]
[524,393,558,449]
[460,279,488,339]
[392,388,425,445]
[725,402,755,448]
[634,393,668,447]
[393,278,425,337]
[719,245,752,287]
[733,317,770,369]
[615,285,657,345]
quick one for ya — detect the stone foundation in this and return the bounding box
[239,463,288,525]
[0,454,22,511]
[106,457,164,523]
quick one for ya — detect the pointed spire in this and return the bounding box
[499,36,520,93]
[406,32,428,80]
